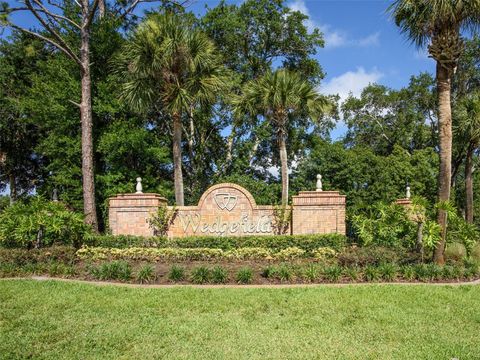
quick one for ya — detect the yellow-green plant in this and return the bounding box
[312,247,337,261]
[227,247,272,260]
[272,204,292,235]
[147,205,177,237]
[273,247,305,260]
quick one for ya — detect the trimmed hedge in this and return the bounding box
[76,246,316,261]
[0,246,77,265]
[85,233,347,251]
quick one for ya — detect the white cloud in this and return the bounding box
[358,32,380,47]
[318,67,384,103]
[288,0,316,33]
[319,24,348,48]
[287,0,380,49]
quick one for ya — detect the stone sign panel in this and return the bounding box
[108,182,346,238]
[168,183,275,237]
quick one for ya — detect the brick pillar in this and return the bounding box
[291,191,346,235]
[108,193,167,236]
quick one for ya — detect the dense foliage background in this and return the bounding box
[0,0,478,233]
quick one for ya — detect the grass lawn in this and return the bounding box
[1,280,479,359]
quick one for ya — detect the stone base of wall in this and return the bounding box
[292,191,346,235]
[109,193,167,236]
[108,184,347,237]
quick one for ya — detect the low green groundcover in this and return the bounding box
[1,280,479,359]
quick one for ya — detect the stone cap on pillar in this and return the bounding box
[395,198,412,207]
[292,191,346,206]
[109,193,168,208]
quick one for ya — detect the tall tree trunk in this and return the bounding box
[172,112,184,206]
[278,132,289,206]
[248,136,261,166]
[465,144,474,224]
[9,173,16,205]
[98,0,105,18]
[225,125,236,167]
[416,222,424,262]
[433,62,453,265]
[80,15,98,232]
[188,107,194,161]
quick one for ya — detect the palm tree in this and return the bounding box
[389,0,480,264]
[117,12,226,206]
[455,92,480,223]
[233,69,331,205]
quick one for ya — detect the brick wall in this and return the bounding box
[108,193,167,236]
[108,184,346,237]
[292,191,346,235]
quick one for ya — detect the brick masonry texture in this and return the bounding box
[109,184,347,237]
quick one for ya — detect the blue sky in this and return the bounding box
[183,0,435,138]
[185,0,435,94]
[190,0,435,137]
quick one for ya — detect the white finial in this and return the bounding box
[316,174,323,192]
[52,188,59,202]
[136,177,143,193]
[406,185,411,199]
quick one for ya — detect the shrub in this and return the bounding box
[441,265,456,280]
[378,263,397,281]
[211,266,228,284]
[426,264,443,281]
[400,266,415,281]
[338,246,400,267]
[364,266,380,282]
[261,266,276,279]
[168,265,185,282]
[274,247,305,261]
[471,243,480,261]
[236,267,253,284]
[147,205,177,237]
[304,265,319,282]
[77,247,225,262]
[444,243,467,263]
[84,235,166,248]
[350,202,416,248]
[450,266,464,280]
[136,264,156,284]
[0,246,77,266]
[448,218,479,256]
[191,266,211,284]
[0,197,91,248]
[47,262,76,277]
[90,261,132,281]
[272,205,292,235]
[77,246,331,262]
[464,262,480,279]
[413,264,442,281]
[343,267,359,281]
[84,234,347,252]
[413,264,428,281]
[0,263,18,277]
[323,265,342,282]
[312,247,337,261]
[227,247,272,260]
[276,264,293,282]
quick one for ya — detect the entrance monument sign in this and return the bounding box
[108,180,346,238]
[168,183,275,237]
